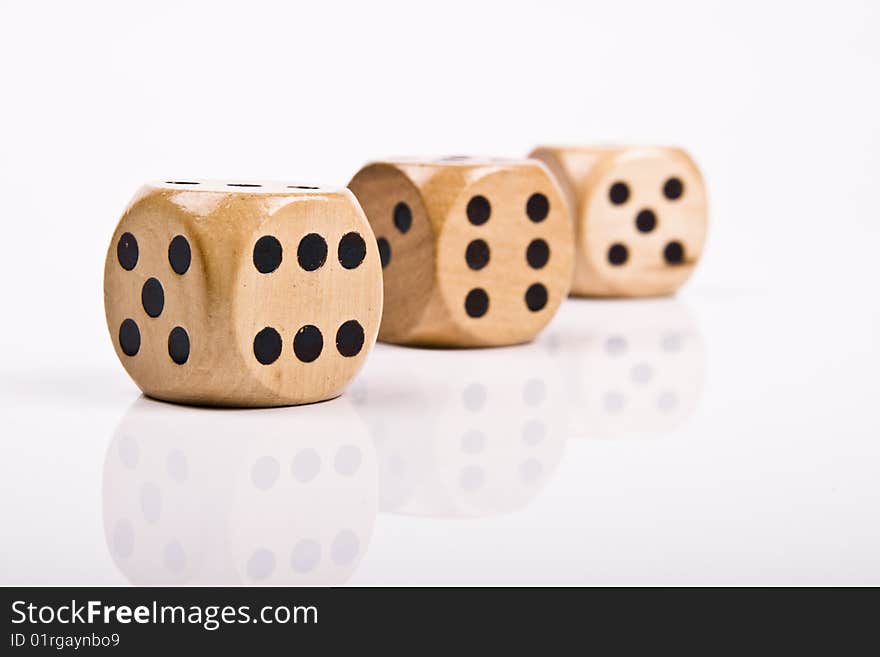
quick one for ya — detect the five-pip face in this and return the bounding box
[103,180,383,407]
[349,158,574,347]
[531,146,708,297]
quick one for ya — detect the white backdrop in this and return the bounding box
[1,1,877,368]
[1,1,878,584]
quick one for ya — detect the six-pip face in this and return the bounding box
[349,158,574,347]
[104,180,383,407]
[106,148,708,406]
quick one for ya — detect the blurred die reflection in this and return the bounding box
[103,396,377,585]
[350,341,568,517]
[544,298,705,438]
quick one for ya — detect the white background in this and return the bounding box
[1,0,878,585]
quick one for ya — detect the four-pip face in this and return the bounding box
[349,158,574,347]
[531,146,708,297]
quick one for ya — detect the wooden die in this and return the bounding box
[103,180,383,407]
[348,157,574,347]
[530,146,708,297]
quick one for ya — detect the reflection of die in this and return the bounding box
[351,342,568,516]
[103,180,383,406]
[226,405,377,585]
[102,397,377,585]
[531,146,707,297]
[348,158,574,346]
[544,299,705,438]
[102,400,235,584]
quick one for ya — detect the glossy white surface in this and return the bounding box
[2,290,879,585]
[1,0,878,585]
